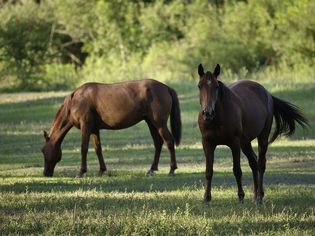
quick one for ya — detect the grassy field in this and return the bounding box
[0,78,314,235]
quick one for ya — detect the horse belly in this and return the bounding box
[97,100,145,129]
[242,105,268,141]
[99,113,143,129]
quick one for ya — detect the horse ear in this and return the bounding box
[198,64,205,77]
[213,64,220,78]
[43,130,49,142]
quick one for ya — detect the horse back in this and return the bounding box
[69,80,172,129]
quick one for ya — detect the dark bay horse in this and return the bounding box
[197,64,308,204]
[42,79,181,177]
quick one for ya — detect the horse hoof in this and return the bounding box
[98,170,106,177]
[204,195,211,203]
[76,174,83,178]
[168,171,175,177]
[239,198,244,204]
[146,170,155,176]
[256,198,263,205]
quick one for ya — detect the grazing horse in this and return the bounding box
[41,79,181,177]
[197,64,308,204]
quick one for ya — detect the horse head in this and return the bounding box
[198,63,221,121]
[41,130,62,177]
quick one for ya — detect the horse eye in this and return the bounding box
[198,84,201,89]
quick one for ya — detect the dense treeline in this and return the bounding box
[0,0,314,91]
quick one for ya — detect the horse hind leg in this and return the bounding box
[256,117,272,205]
[158,126,177,176]
[257,135,268,205]
[92,130,107,176]
[241,142,258,201]
[146,120,163,176]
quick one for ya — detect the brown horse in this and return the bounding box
[41,79,181,177]
[197,64,308,204]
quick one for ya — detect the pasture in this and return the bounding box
[0,78,314,235]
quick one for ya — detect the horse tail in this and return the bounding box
[169,88,182,146]
[269,96,309,144]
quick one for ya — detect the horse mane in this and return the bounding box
[49,93,73,137]
[218,80,232,102]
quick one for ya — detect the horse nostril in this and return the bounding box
[202,109,215,121]
[210,109,215,117]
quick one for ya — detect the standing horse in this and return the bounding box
[197,64,308,204]
[41,79,181,177]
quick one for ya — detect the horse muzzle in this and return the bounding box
[202,109,215,121]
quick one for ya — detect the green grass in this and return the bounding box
[0,78,315,235]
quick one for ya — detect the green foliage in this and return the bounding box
[0,1,52,90]
[40,63,78,90]
[0,0,85,91]
[0,0,314,91]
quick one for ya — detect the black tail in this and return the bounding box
[269,96,309,144]
[169,88,182,146]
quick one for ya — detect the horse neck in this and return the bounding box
[216,82,233,117]
[49,121,72,146]
[49,103,72,146]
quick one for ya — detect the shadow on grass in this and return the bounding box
[1,169,314,194]
[1,141,314,168]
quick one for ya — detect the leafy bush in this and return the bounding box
[0,0,82,91]
[41,63,78,90]
[0,0,314,91]
[0,1,53,90]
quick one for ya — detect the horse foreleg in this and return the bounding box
[92,131,107,176]
[146,121,163,176]
[202,138,216,202]
[231,140,245,203]
[78,126,90,178]
[158,126,177,176]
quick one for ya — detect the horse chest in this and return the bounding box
[202,123,235,144]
